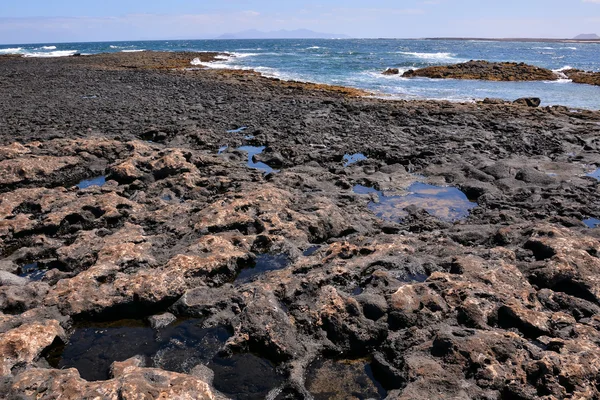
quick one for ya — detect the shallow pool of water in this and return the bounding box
[227,126,248,134]
[218,145,228,154]
[77,176,106,189]
[306,358,386,400]
[353,182,477,222]
[303,245,321,257]
[210,353,285,400]
[235,254,291,284]
[48,319,230,381]
[343,153,368,167]
[584,218,600,228]
[237,146,279,174]
[18,262,47,281]
[587,168,600,181]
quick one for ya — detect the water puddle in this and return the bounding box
[343,153,367,167]
[227,127,248,134]
[306,358,387,400]
[18,262,47,281]
[244,135,255,140]
[584,218,600,229]
[235,254,291,284]
[303,245,321,257]
[353,182,477,222]
[77,176,106,190]
[47,319,230,381]
[218,145,228,154]
[237,146,279,174]
[586,168,600,181]
[352,287,364,296]
[210,353,285,400]
[46,318,285,398]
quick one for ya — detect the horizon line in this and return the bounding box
[2,36,599,47]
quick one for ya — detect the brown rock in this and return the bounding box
[402,60,558,81]
[10,356,221,399]
[513,97,542,107]
[0,319,65,376]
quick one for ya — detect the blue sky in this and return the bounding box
[1,0,600,44]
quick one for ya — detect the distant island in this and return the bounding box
[574,33,600,40]
[216,29,350,40]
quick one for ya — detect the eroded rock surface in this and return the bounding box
[0,52,599,399]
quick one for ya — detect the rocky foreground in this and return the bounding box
[397,60,600,86]
[1,52,600,399]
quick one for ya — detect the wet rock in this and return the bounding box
[230,288,305,362]
[10,356,221,399]
[513,97,542,107]
[382,68,400,75]
[148,312,177,329]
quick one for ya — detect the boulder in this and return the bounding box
[382,68,400,75]
[513,97,541,107]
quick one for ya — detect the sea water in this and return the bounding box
[2,39,600,109]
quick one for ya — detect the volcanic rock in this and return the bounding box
[403,60,558,81]
[382,68,400,75]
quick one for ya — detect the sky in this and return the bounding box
[1,0,600,44]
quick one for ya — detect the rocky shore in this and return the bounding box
[562,69,600,86]
[397,60,600,87]
[1,52,600,399]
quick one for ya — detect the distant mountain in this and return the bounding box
[216,29,350,40]
[573,33,600,40]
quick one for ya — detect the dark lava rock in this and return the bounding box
[382,68,400,75]
[403,60,558,81]
[0,52,599,399]
[513,97,542,107]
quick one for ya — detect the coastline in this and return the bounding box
[425,37,600,44]
[1,51,600,399]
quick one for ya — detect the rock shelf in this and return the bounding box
[0,52,599,399]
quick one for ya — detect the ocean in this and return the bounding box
[2,39,600,109]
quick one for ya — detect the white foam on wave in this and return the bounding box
[397,51,458,61]
[552,65,574,79]
[307,46,322,50]
[533,46,554,50]
[230,52,259,58]
[0,47,23,54]
[41,46,57,50]
[23,50,78,58]
[563,47,577,50]
[121,49,144,52]
[362,70,410,80]
[546,78,573,84]
[554,65,573,72]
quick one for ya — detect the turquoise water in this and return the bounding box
[2,39,600,109]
